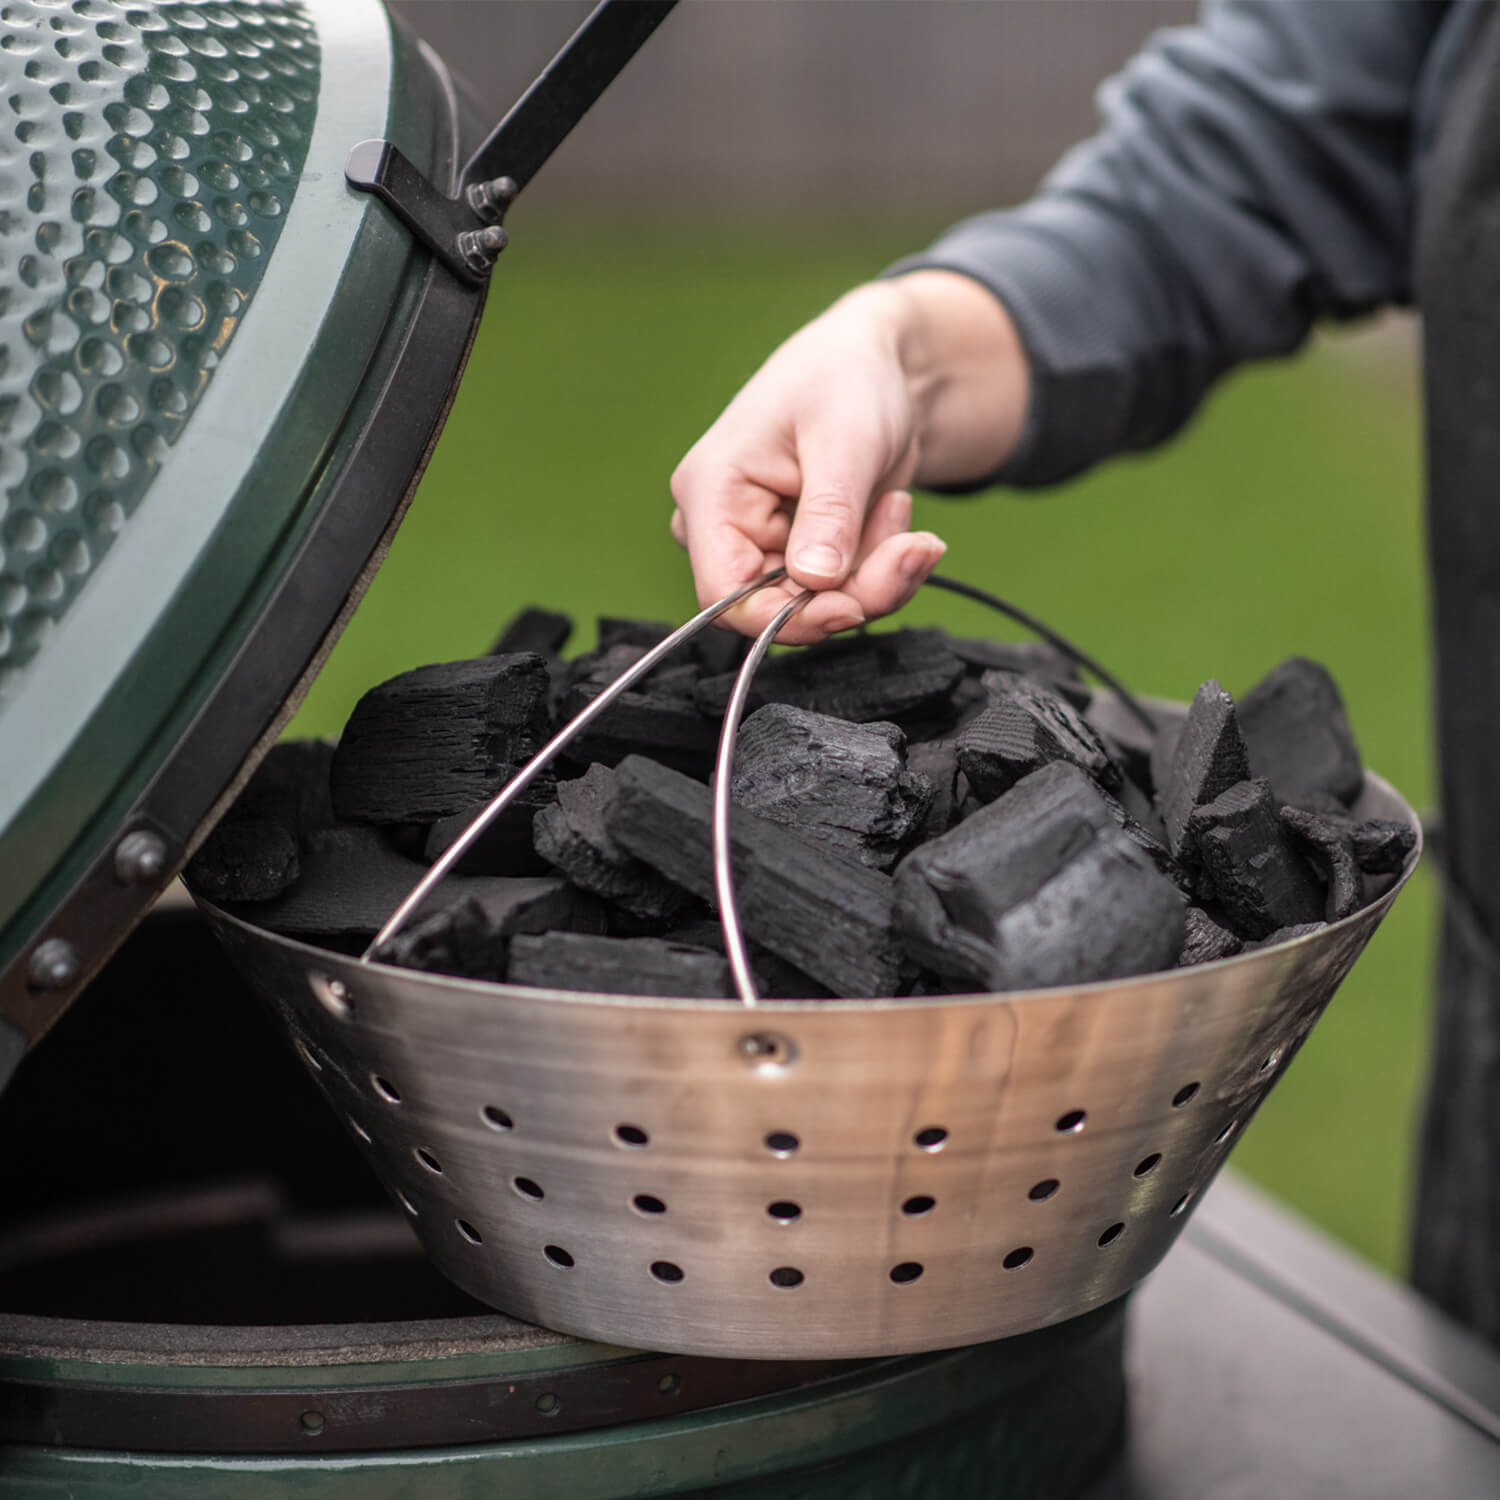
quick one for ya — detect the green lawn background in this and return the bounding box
[291,228,1433,1275]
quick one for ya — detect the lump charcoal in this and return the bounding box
[695,628,964,725]
[240,826,423,936]
[1239,656,1363,807]
[185,819,300,904]
[594,616,749,679]
[233,740,336,848]
[533,763,691,923]
[907,739,960,841]
[944,633,1082,685]
[372,878,605,979]
[1083,694,1157,791]
[956,676,1121,804]
[422,770,557,877]
[605,755,900,998]
[1185,779,1325,939]
[507,933,733,999]
[894,762,1118,984]
[331,655,551,824]
[1178,906,1243,967]
[1243,921,1327,952]
[562,644,719,776]
[1280,806,1363,922]
[1348,818,1417,875]
[490,606,572,657]
[980,831,1187,990]
[1149,717,1184,804]
[1098,786,1191,899]
[1159,682,1250,857]
[731,705,934,870]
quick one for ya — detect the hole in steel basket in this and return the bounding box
[513,1176,545,1201]
[1134,1153,1162,1178]
[1029,1178,1060,1201]
[544,1245,575,1269]
[651,1260,685,1284]
[1171,1192,1193,1217]
[1260,1049,1283,1075]
[535,1392,560,1416]
[764,1130,800,1156]
[767,1200,802,1223]
[1172,1082,1200,1108]
[1215,1120,1237,1144]
[300,1410,325,1436]
[348,1116,371,1145]
[456,1218,483,1245]
[1055,1110,1087,1133]
[1003,1246,1034,1270]
[372,1075,401,1104]
[1098,1222,1126,1247]
[769,1266,805,1289]
[482,1105,514,1131]
[633,1194,667,1216]
[398,1192,418,1216]
[914,1126,948,1151]
[658,1373,682,1397]
[415,1148,442,1175]
[738,1031,798,1073]
[890,1261,924,1285]
[615,1123,650,1148]
[902,1195,936,1217]
[311,973,352,1020]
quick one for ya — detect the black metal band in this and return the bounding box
[1,1352,868,1456]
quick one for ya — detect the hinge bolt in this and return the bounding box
[115,829,168,885]
[28,938,80,992]
[458,224,509,275]
[466,175,518,223]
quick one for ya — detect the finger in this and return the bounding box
[852,489,912,567]
[670,506,687,548]
[782,426,891,589]
[842,530,947,622]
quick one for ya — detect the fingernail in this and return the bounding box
[792,543,844,579]
[824,612,865,634]
[900,534,946,579]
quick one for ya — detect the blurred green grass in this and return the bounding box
[291,227,1434,1276]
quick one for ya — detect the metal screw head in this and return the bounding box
[27,938,80,992]
[457,224,509,275]
[114,829,168,885]
[466,174,518,223]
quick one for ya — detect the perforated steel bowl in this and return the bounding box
[202,757,1419,1361]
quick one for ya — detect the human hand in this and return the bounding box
[670,270,1030,644]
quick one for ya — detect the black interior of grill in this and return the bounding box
[0,907,487,1325]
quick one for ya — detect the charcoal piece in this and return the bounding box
[1084,695,1157,791]
[907,739,960,841]
[507,933,733,999]
[562,644,719,776]
[232,740,336,848]
[372,878,604,979]
[1362,870,1402,905]
[945,633,1082,684]
[234,827,418,936]
[692,626,751,678]
[1178,906,1243,967]
[597,616,674,653]
[1244,921,1327,952]
[1186,779,1325,939]
[1348,818,1417,875]
[533,763,690,923]
[331,655,551,824]
[980,831,1187,990]
[956,677,1121,803]
[1149,718,1184,804]
[895,762,1132,985]
[490,606,572,657]
[185,819,299,903]
[1280,806,1363,922]
[423,771,557,877]
[605,756,900,998]
[751,948,835,1000]
[695,629,964,725]
[1160,682,1251,856]
[1099,786,1191,898]
[1240,656,1363,808]
[731,705,934,870]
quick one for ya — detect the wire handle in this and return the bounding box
[361,569,788,960]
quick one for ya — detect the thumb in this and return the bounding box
[784,428,892,590]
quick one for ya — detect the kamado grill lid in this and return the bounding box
[0,0,675,1091]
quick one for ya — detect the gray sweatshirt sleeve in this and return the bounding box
[887,0,1447,488]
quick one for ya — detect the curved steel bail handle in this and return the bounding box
[361,568,789,961]
[713,591,815,1008]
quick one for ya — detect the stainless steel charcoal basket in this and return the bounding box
[202,574,1422,1359]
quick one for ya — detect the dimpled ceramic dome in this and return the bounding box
[0,0,484,1070]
